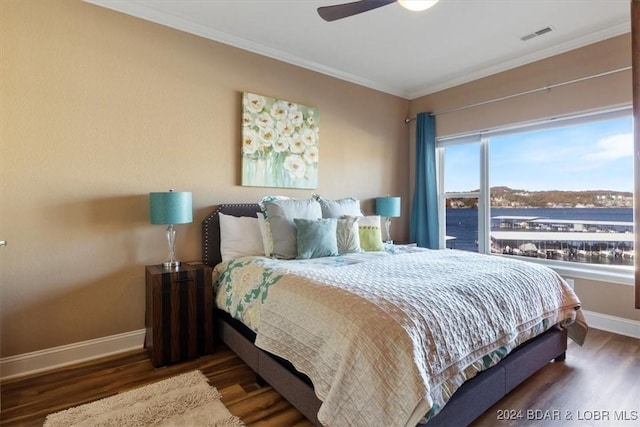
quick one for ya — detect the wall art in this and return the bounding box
[241,92,319,189]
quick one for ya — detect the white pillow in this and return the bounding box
[219,212,264,261]
[337,217,362,254]
[256,212,274,257]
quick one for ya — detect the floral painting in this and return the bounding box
[241,92,319,189]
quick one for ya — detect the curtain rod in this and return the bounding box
[404,66,632,123]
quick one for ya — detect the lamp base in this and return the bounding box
[383,216,393,243]
[162,260,181,268]
[162,224,180,269]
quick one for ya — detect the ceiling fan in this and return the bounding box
[317,0,440,22]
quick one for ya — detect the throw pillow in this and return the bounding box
[336,217,362,254]
[256,212,274,257]
[259,195,290,211]
[356,215,385,252]
[294,218,339,259]
[314,195,362,218]
[263,198,322,259]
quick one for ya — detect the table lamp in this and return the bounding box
[376,196,401,243]
[149,190,192,268]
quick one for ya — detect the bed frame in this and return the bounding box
[202,204,568,426]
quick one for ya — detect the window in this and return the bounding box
[441,141,481,251]
[438,108,634,282]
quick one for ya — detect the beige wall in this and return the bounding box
[410,34,631,137]
[409,34,639,322]
[575,280,639,320]
[1,1,636,360]
[0,1,410,357]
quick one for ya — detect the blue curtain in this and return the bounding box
[410,112,439,248]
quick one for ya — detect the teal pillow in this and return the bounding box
[294,218,339,259]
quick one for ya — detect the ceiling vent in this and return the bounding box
[520,26,554,41]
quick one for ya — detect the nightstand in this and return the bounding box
[145,263,214,367]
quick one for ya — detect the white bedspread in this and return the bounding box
[253,249,585,427]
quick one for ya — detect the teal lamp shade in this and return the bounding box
[376,196,401,243]
[149,190,192,267]
[376,196,401,218]
[149,191,193,225]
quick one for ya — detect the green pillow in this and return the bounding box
[294,218,339,259]
[357,216,384,252]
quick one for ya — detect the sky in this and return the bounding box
[444,116,634,193]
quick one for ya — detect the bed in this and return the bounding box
[202,202,587,427]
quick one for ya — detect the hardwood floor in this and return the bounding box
[1,328,638,426]
[0,347,313,427]
[471,328,640,427]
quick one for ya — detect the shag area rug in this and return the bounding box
[43,370,245,427]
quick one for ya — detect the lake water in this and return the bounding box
[446,207,634,266]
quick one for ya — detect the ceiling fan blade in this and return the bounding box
[317,0,396,22]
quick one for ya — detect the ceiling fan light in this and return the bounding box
[398,0,440,12]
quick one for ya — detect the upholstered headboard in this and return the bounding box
[201,203,262,267]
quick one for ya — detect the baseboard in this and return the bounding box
[2,310,638,380]
[582,310,640,340]
[0,329,146,381]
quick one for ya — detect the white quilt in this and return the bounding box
[253,249,585,427]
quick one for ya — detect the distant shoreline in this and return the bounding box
[447,187,633,209]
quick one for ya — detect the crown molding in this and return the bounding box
[84,0,407,98]
[406,21,631,99]
[85,1,630,100]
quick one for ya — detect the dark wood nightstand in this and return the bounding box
[145,263,214,367]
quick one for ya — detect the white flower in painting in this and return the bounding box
[290,135,306,153]
[256,112,274,129]
[244,93,266,113]
[270,101,289,120]
[283,154,306,179]
[273,136,290,152]
[302,127,317,146]
[306,110,316,126]
[276,119,295,136]
[303,146,319,164]
[289,110,303,127]
[242,130,261,155]
[242,112,255,127]
[259,126,278,146]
